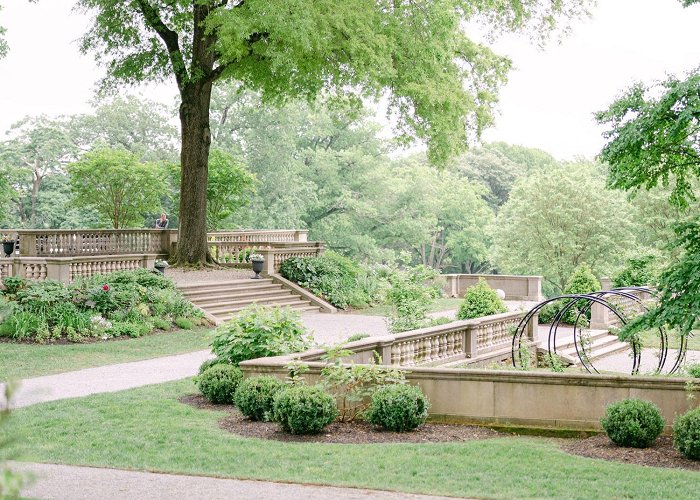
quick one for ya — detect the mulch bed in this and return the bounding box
[180,394,700,469]
[179,394,505,444]
[563,434,700,471]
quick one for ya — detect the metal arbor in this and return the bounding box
[511,287,687,375]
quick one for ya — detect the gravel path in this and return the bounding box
[3,350,212,409]
[13,462,453,500]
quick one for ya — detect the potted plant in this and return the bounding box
[250,253,264,279]
[154,259,169,274]
[1,235,15,258]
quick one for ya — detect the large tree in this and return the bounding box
[75,0,592,266]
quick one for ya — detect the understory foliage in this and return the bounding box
[600,399,664,448]
[319,345,406,422]
[0,269,202,343]
[365,384,430,432]
[456,278,506,320]
[613,255,659,288]
[385,265,443,333]
[673,407,700,460]
[234,376,286,422]
[196,364,243,405]
[271,385,338,435]
[538,265,600,325]
[279,251,378,309]
[211,305,312,365]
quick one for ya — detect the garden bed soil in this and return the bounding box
[180,394,505,444]
[181,394,700,471]
[563,434,700,471]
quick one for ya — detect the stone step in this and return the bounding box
[551,329,612,352]
[178,279,273,293]
[187,288,293,305]
[558,333,630,365]
[181,283,280,299]
[214,304,321,321]
[196,294,306,313]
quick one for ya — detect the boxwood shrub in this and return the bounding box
[365,384,430,432]
[600,398,664,448]
[673,407,700,460]
[196,364,243,404]
[457,279,507,320]
[272,385,338,434]
[234,376,286,421]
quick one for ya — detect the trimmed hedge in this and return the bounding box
[197,364,243,404]
[600,398,664,448]
[272,385,338,434]
[234,376,286,421]
[673,407,700,460]
[457,279,506,320]
[365,384,430,432]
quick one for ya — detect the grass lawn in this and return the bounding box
[6,380,698,499]
[354,297,463,317]
[638,329,700,351]
[0,328,216,381]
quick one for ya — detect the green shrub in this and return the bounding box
[686,363,700,378]
[198,357,229,375]
[457,279,507,320]
[613,255,658,288]
[560,265,600,324]
[211,305,312,365]
[365,384,430,432]
[600,399,664,448]
[279,251,377,309]
[673,407,700,460]
[1,276,28,297]
[234,376,286,421]
[272,385,338,434]
[347,333,370,342]
[106,320,152,338]
[197,364,243,404]
[151,317,172,330]
[386,265,442,333]
[537,302,559,324]
[174,317,194,330]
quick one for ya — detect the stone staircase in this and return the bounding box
[547,328,630,366]
[178,278,321,324]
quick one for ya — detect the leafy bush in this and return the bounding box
[211,305,312,365]
[1,276,28,297]
[673,407,700,460]
[613,255,658,287]
[539,266,600,325]
[365,384,430,432]
[279,251,378,309]
[537,302,559,324]
[457,279,507,320]
[272,385,338,434]
[197,357,230,375]
[197,364,243,404]
[174,317,194,330]
[347,333,370,342]
[320,345,406,421]
[234,376,286,421]
[0,270,200,343]
[686,363,700,378]
[386,265,442,333]
[600,399,664,448]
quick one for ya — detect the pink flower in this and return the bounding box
[102,284,109,291]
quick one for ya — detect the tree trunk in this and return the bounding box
[173,83,214,266]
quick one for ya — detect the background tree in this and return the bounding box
[0,4,7,59]
[0,116,76,226]
[68,148,167,229]
[75,0,592,266]
[490,161,634,292]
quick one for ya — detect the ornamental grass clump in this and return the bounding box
[457,278,507,320]
[600,398,664,448]
[197,364,243,404]
[272,385,338,434]
[673,407,700,460]
[365,384,430,432]
[234,376,286,421]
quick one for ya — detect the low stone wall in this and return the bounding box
[240,358,695,434]
[0,254,161,282]
[443,274,542,301]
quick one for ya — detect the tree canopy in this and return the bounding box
[73,0,593,265]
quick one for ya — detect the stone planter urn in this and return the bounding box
[250,253,265,279]
[2,240,14,258]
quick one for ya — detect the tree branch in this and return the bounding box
[133,0,189,91]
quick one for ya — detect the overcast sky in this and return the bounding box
[1,0,699,160]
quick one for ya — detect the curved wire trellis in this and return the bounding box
[511,287,687,375]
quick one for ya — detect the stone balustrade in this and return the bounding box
[590,288,655,330]
[208,230,308,243]
[443,274,542,301]
[15,229,176,257]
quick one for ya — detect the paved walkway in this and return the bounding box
[13,462,453,500]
